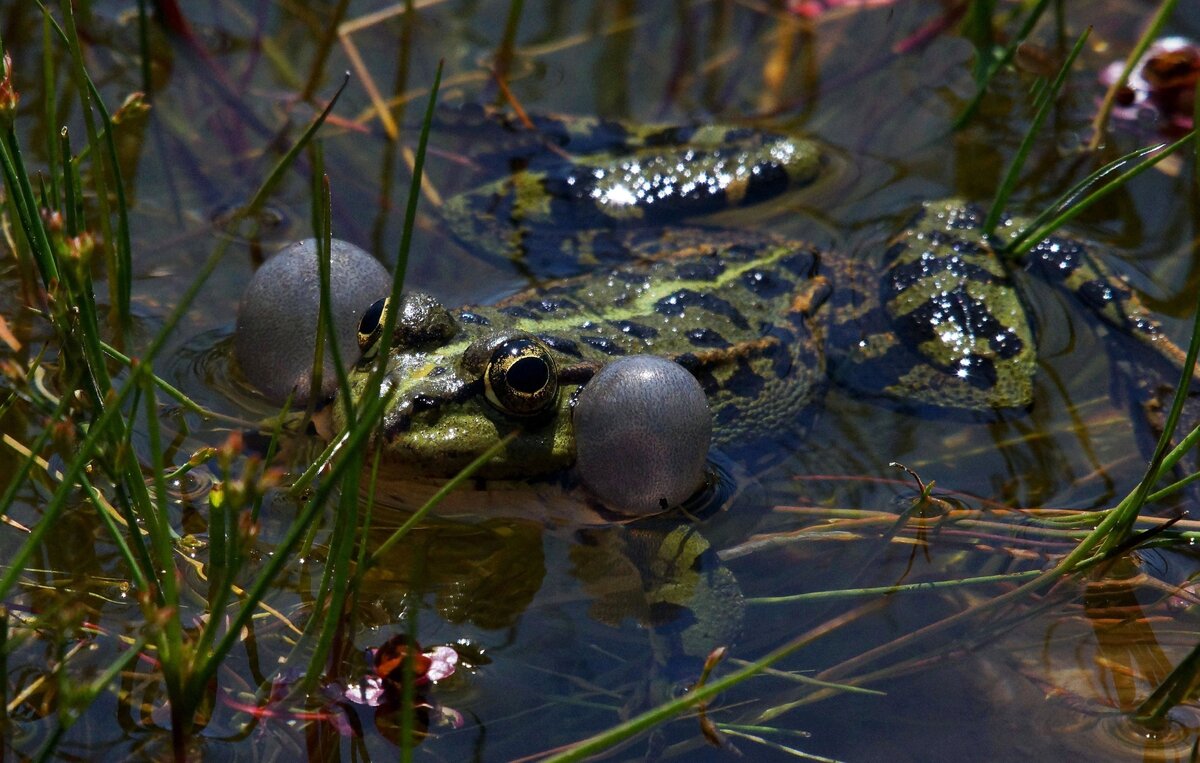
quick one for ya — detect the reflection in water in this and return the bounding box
[362,518,546,631]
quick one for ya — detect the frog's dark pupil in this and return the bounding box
[360,298,386,335]
[506,356,549,394]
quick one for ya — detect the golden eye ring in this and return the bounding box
[483,337,559,416]
[357,297,389,359]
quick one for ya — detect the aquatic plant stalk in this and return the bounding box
[953,0,1053,129]
[983,27,1090,236]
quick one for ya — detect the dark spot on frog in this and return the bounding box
[501,305,543,320]
[412,394,439,412]
[741,162,794,204]
[926,229,986,255]
[720,243,759,263]
[582,336,626,355]
[779,251,818,278]
[654,289,749,330]
[722,358,766,399]
[537,298,578,313]
[612,320,658,340]
[886,254,1001,293]
[830,282,872,310]
[647,602,691,628]
[642,125,696,146]
[537,334,583,358]
[674,258,726,281]
[686,327,730,348]
[946,203,985,229]
[577,118,633,153]
[957,355,999,389]
[1027,237,1086,279]
[1078,279,1133,312]
[897,287,1026,361]
[674,353,720,394]
[742,268,793,298]
[763,324,798,378]
[714,404,741,427]
[460,311,491,326]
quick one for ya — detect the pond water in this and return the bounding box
[3,1,1200,760]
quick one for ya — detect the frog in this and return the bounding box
[333,111,1194,502]
[307,112,1200,675]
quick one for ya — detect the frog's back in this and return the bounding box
[474,229,831,445]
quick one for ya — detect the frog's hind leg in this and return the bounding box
[1022,233,1198,383]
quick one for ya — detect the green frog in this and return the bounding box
[335,112,1192,503]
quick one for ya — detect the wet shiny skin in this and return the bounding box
[335,118,1191,486]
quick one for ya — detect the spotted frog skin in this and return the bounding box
[337,113,1192,481]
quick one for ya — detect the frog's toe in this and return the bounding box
[574,356,711,515]
[234,238,389,405]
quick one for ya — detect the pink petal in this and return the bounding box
[424,646,458,683]
[343,676,388,707]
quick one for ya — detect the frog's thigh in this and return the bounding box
[827,268,1035,411]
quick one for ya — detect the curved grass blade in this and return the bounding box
[998,142,1163,259]
[1003,130,1195,258]
[983,27,1090,236]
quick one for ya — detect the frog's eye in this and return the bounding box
[357,298,389,359]
[484,337,559,416]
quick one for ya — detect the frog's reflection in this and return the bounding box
[571,522,743,660]
[360,518,547,631]
[360,487,744,662]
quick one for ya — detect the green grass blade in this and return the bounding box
[1137,638,1200,722]
[41,15,58,209]
[1003,130,1195,257]
[965,0,996,84]
[953,0,1053,130]
[983,27,1090,236]
[0,129,58,285]
[241,73,349,223]
[542,602,881,762]
[186,388,395,699]
[52,0,123,329]
[999,142,1163,258]
[363,60,443,397]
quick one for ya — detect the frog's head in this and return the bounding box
[338,292,713,514]
[338,292,584,480]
